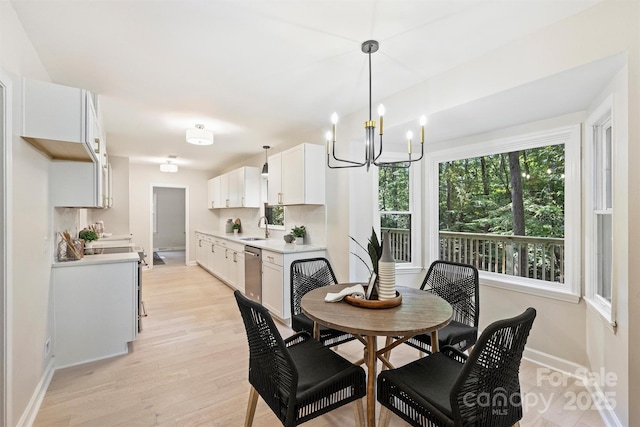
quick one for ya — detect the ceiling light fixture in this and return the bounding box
[326,40,427,171]
[160,156,178,173]
[186,124,214,145]
[261,145,270,177]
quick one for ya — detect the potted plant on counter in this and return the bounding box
[232,223,241,235]
[291,225,306,245]
[79,228,99,254]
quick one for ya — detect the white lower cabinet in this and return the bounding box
[194,232,325,321]
[261,248,326,321]
[52,260,138,368]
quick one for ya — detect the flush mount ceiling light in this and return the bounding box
[326,40,427,171]
[160,156,178,173]
[261,145,270,177]
[186,124,214,145]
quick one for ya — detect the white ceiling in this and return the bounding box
[11,0,604,172]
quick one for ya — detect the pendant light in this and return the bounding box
[261,145,270,177]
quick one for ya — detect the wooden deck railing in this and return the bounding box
[381,227,411,263]
[381,228,565,283]
[439,231,565,283]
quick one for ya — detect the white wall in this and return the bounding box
[0,2,55,425]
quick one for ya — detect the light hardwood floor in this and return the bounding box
[33,264,606,426]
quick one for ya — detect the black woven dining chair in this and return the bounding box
[290,258,355,347]
[405,260,479,355]
[377,307,536,427]
[234,290,366,427]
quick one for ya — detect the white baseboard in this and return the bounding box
[187,260,197,266]
[16,357,55,427]
[523,348,622,427]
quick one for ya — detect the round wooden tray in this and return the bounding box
[344,291,402,309]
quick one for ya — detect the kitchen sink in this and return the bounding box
[239,237,267,241]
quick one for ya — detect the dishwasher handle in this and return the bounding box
[244,250,261,257]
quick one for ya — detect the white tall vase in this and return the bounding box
[377,231,396,300]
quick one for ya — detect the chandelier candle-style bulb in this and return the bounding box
[325,131,332,154]
[331,112,338,142]
[420,116,427,143]
[378,104,385,135]
[407,131,413,154]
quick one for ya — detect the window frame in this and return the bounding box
[426,125,581,302]
[584,95,616,329]
[374,156,423,273]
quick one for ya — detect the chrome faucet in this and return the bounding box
[258,216,270,239]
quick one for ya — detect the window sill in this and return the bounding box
[395,266,424,276]
[480,272,580,303]
[585,298,617,333]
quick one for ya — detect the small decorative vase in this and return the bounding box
[295,237,304,245]
[377,231,396,300]
[233,229,239,235]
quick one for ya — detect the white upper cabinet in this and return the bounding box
[22,78,100,163]
[267,143,325,206]
[207,176,221,209]
[50,160,103,208]
[208,166,260,209]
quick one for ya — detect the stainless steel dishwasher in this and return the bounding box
[244,246,262,303]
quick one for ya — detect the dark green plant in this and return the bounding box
[78,229,98,242]
[232,223,241,231]
[291,225,306,238]
[350,227,382,275]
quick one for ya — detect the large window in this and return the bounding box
[426,125,581,301]
[585,96,614,325]
[439,145,565,283]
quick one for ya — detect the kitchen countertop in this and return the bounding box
[195,230,326,254]
[52,252,140,268]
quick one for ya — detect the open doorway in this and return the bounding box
[151,186,187,267]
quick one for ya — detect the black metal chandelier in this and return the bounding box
[326,40,426,171]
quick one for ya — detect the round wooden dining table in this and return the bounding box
[301,284,453,427]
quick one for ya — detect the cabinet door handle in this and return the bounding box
[278,193,283,204]
[94,138,100,154]
[267,256,274,262]
[199,240,202,247]
[211,245,215,253]
[225,248,229,258]
[242,197,245,207]
[233,252,237,262]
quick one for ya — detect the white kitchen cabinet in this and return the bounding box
[213,242,228,281]
[195,234,206,266]
[267,143,325,206]
[233,249,245,294]
[52,259,138,368]
[50,160,106,208]
[262,252,284,318]
[209,167,260,209]
[22,78,99,162]
[261,248,326,321]
[207,176,221,209]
